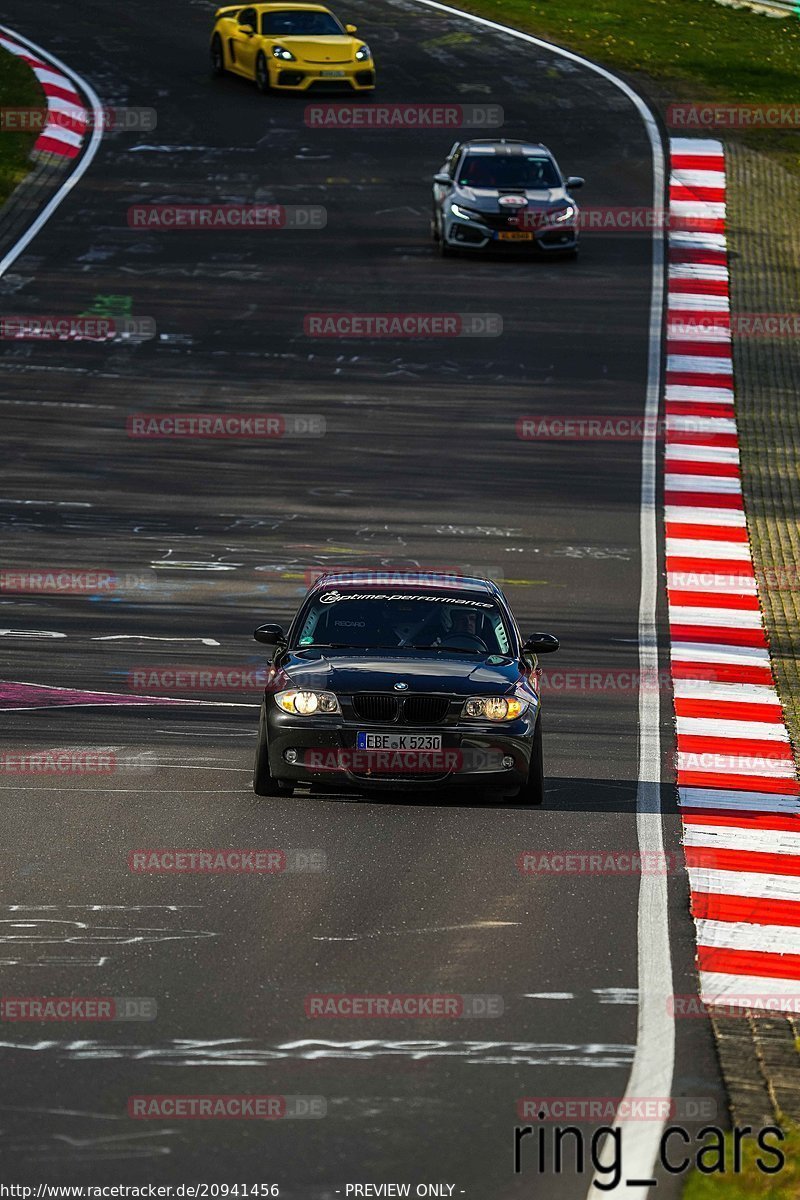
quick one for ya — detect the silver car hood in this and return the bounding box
[453,185,573,211]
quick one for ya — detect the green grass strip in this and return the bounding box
[0,45,46,208]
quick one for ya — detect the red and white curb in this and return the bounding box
[667,136,800,1009]
[0,26,102,279]
[0,32,88,159]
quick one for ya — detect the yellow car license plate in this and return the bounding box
[321,70,345,77]
[498,232,534,241]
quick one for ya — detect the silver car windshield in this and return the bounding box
[457,155,561,190]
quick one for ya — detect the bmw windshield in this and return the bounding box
[457,154,561,190]
[293,591,514,655]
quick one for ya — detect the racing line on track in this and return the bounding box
[667,136,800,1007]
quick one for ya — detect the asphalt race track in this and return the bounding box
[0,0,723,1194]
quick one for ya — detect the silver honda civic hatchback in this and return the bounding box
[431,138,584,257]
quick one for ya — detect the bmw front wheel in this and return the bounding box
[253,703,294,797]
[513,718,544,806]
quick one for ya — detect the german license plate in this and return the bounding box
[498,231,534,241]
[321,70,345,77]
[357,732,442,751]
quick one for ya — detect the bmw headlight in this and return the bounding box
[355,43,371,60]
[275,689,340,715]
[462,696,527,721]
[272,45,296,60]
[550,204,576,224]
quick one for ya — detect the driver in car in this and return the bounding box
[425,605,484,647]
[446,607,479,639]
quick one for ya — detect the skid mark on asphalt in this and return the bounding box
[312,920,521,941]
[0,910,217,968]
[93,634,221,644]
[0,1108,175,1163]
[0,629,66,639]
[0,1037,636,1067]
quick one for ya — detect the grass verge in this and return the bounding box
[682,1125,800,1199]
[449,0,800,173]
[0,46,45,207]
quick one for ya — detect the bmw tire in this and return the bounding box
[514,717,544,806]
[253,703,294,796]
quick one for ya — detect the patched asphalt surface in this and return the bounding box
[0,1,722,1194]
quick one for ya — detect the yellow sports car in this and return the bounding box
[210,3,375,93]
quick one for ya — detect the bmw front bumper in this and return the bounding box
[264,699,537,791]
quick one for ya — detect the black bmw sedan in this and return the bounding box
[252,572,558,802]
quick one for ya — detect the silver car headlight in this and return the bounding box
[451,202,476,220]
[550,204,576,223]
[275,689,340,715]
[355,43,371,61]
[462,696,527,721]
[272,45,297,60]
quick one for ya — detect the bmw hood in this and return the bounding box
[280,651,521,696]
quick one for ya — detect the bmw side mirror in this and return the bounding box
[254,623,286,645]
[239,24,256,35]
[566,176,584,190]
[345,23,358,32]
[433,172,453,186]
[523,632,559,654]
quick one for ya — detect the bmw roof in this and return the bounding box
[308,571,503,596]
